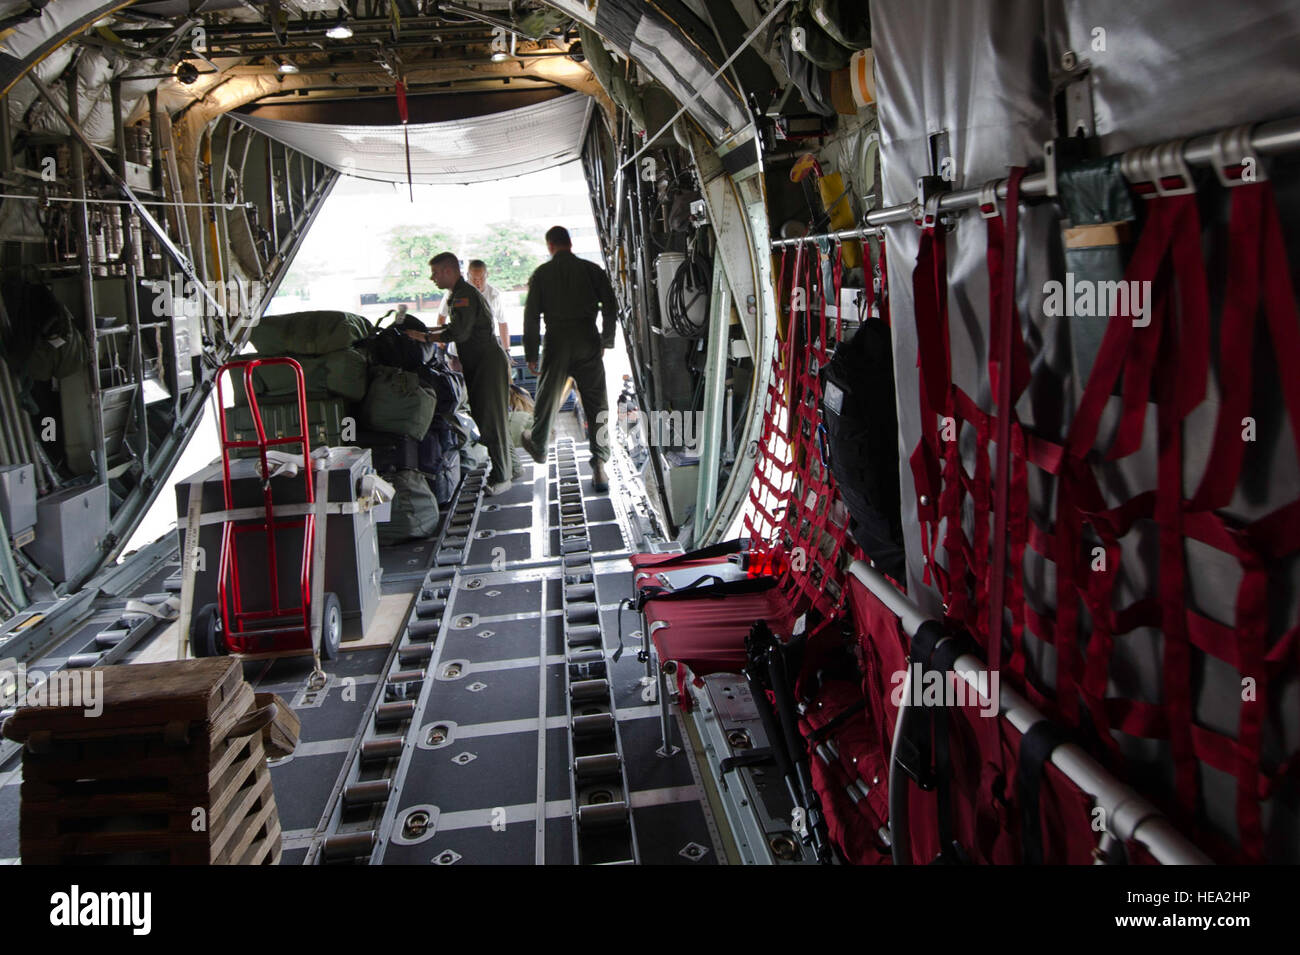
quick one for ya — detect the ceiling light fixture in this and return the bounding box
[490,51,510,62]
[326,12,353,40]
[276,57,299,74]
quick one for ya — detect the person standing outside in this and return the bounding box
[520,225,617,492]
[408,252,514,495]
[437,258,511,355]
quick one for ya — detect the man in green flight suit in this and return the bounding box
[406,252,514,495]
[520,225,617,493]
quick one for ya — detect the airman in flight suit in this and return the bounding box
[408,251,513,495]
[521,225,618,492]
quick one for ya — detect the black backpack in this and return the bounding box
[820,317,905,580]
[368,325,426,372]
[418,349,466,413]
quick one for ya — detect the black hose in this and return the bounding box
[666,249,710,337]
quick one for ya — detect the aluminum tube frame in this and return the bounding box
[771,115,1300,247]
[66,70,109,489]
[692,247,731,539]
[111,77,150,471]
[27,73,226,320]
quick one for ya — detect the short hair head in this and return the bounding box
[429,251,460,271]
[544,225,571,248]
[467,259,486,272]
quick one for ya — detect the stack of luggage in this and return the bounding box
[228,309,371,452]
[228,310,485,547]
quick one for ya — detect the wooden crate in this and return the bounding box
[7,659,291,865]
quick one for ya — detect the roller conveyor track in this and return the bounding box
[303,466,488,864]
[314,426,725,865]
[554,438,639,865]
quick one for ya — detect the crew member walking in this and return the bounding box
[520,226,618,492]
[408,252,513,495]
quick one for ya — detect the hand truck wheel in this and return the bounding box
[191,603,227,658]
[320,592,342,661]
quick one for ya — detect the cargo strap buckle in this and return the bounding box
[917,192,943,231]
[1121,139,1195,198]
[978,180,1001,219]
[1210,123,1265,188]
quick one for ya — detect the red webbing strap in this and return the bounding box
[973,168,1030,855]
[779,243,818,612]
[908,214,950,591]
[1185,182,1300,860]
[750,239,857,630]
[1064,194,1208,459]
[1006,428,1030,682]
[861,239,876,319]
[1052,193,1208,734]
[1191,182,1300,510]
[879,240,891,325]
[985,167,1028,680]
[1153,290,1197,823]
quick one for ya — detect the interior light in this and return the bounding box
[276,58,299,74]
[326,13,353,40]
[490,51,510,63]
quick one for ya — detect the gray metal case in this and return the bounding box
[174,446,383,641]
[0,464,36,537]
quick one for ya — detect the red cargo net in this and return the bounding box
[909,170,1300,863]
[742,240,868,638]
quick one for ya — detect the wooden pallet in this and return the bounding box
[2,658,245,742]
[9,659,294,865]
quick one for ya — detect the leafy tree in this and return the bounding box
[382,228,456,304]
[379,224,544,306]
[274,257,331,301]
[474,224,546,290]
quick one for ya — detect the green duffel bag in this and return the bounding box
[251,348,369,402]
[378,468,440,545]
[361,365,437,441]
[249,310,373,356]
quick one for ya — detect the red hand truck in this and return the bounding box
[189,357,341,663]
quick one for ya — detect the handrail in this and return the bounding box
[772,114,1300,247]
[848,560,1212,865]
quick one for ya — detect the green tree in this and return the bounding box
[474,224,546,290]
[382,228,456,304]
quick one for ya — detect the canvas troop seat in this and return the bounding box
[631,547,797,699]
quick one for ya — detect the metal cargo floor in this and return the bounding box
[0,416,727,866]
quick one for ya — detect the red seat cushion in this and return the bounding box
[645,587,797,704]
